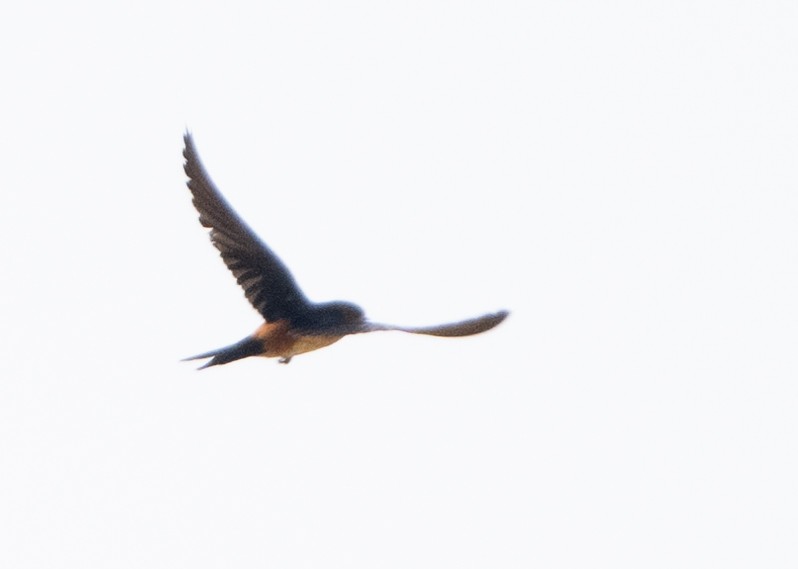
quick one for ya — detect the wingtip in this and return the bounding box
[479,309,510,332]
[183,130,196,158]
[377,308,510,337]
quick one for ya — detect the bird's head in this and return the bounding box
[298,301,366,334]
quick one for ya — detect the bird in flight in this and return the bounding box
[181,133,508,369]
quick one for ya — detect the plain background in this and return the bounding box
[1,1,797,567]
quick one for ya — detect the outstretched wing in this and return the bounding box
[182,133,310,322]
[362,310,509,337]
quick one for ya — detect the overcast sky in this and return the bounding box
[1,1,797,567]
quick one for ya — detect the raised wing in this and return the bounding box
[363,310,509,337]
[183,133,311,322]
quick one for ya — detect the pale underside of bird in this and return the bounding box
[181,132,508,369]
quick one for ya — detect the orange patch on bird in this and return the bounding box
[253,321,343,359]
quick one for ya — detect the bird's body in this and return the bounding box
[181,133,507,369]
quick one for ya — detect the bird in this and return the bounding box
[180,132,508,369]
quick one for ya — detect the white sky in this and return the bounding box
[1,1,797,567]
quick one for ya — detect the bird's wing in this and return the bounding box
[182,133,310,321]
[361,310,509,337]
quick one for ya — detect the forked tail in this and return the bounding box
[182,336,264,370]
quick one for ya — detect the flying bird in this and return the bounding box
[181,133,508,369]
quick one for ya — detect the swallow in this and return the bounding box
[181,133,508,369]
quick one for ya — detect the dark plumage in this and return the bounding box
[181,132,508,368]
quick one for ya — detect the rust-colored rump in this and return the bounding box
[253,321,344,359]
